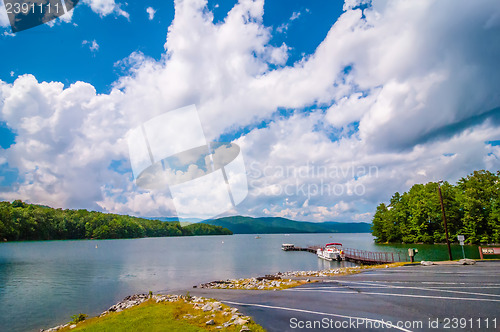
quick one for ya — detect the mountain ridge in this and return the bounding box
[202,215,371,234]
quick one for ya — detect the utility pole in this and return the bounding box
[437,181,453,261]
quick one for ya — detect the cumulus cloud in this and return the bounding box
[1,0,499,221]
[83,0,129,19]
[82,39,100,52]
[146,6,156,20]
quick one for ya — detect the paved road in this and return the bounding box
[188,261,500,331]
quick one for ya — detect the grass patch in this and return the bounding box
[59,299,265,332]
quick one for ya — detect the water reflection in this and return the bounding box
[0,233,481,332]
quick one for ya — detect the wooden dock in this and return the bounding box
[283,245,408,265]
[282,245,320,253]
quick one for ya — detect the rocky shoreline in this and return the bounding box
[196,275,310,290]
[195,265,369,290]
[41,264,394,331]
[41,293,254,331]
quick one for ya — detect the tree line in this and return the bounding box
[371,170,500,244]
[0,200,232,241]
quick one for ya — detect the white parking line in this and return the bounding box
[294,286,500,290]
[421,282,500,286]
[366,272,489,275]
[324,280,500,298]
[324,280,500,286]
[222,300,412,332]
[286,289,500,302]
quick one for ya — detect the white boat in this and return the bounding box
[281,243,295,251]
[317,243,344,261]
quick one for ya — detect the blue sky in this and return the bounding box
[0,0,499,222]
[0,0,344,93]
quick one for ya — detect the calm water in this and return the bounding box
[0,233,481,332]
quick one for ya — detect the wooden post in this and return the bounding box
[438,182,453,261]
[479,246,483,260]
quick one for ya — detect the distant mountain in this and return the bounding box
[145,217,202,225]
[203,216,371,234]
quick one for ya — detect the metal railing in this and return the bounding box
[343,248,409,264]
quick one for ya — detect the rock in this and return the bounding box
[231,308,239,314]
[234,317,249,325]
[421,261,434,266]
[223,321,233,327]
[69,325,77,329]
[240,326,251,332]
[206,319,215,325]
[459,258,476,265]
[202,303,213,312]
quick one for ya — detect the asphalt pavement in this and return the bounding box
[187,261,500,331]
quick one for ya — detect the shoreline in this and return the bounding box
[41,258,492,331]
[40,262,406,331]
[42,294,262,332]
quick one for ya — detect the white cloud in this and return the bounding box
[276,10,302,33]
[1,0,499,221]
[0,0,9,28]
[146,6,156,20]
[83,0,129,19]
[276,23,287,34]
[82,39,100,52]
[343,0,371,11]
[290,11,301,21]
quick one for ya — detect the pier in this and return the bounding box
[282,245,409,265]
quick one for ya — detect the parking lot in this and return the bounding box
[190,261,500,331]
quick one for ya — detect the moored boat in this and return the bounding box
[281,243,295,251]
[317,243,344,261]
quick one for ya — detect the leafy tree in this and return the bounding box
[0,201,232,241]
[457,170,499,244]
[371,170,499,244]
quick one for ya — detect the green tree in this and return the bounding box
[0,200,232,241]
[457,170,499,244]
[371,170,498,244]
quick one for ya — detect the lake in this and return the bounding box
[0,233,481,332]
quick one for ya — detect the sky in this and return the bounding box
[0,0,499,222]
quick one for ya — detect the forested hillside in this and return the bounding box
[0,200,232,241]
[205,216,371,234]
[372,170,500,244]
